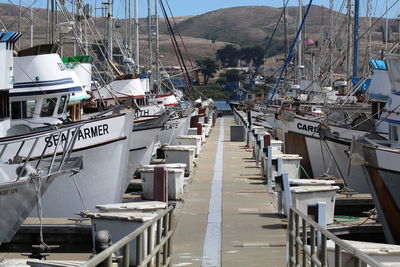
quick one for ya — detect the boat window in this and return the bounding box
[137,98,145,106]
[11,100,36,119]
[57,95,67,114]
[26,100,36,118]
[0,91,9,119]
[389,125,399,142]
[40,98,57,117]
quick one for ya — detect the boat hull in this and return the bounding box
[28,113,134,218]
[159,115,191,146]
[354,142,400,244]
[0,174,59,244]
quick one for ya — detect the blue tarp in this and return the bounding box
[352,77,371,92]
[369,59,387,70]
[0,32,21,43]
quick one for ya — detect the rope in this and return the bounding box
[334,215,360,222]
[334,208,377,227]
[299,165,310,178]
[71,174,88,212]
[33,171,50,251]
[165,0,200,85]
[268,0,314,104]
[294,0,400,97]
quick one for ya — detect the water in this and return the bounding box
[214,101,230,111]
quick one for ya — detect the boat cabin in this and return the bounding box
[10,44,83,132]
[0,32,22,137]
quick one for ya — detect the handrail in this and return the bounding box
[0,123,84,180]
[82,205,174,267]
[0,123,84,145]
[288,206,386,267]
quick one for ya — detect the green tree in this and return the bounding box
[193,84,231,100]
[216,45,239,67]
[251,46,265,68]
[220,69,242,82]
[238,46,265,68]
[195,57,220,85]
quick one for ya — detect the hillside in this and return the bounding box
[0,3,396,67]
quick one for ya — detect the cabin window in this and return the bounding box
[40,98,57,117]
[389,125,399,142]
[138,98,145,106]
[0,91,9,119]
[57,95,67,114]
[11,100,36,119]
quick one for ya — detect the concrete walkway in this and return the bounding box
[172,116,286,267]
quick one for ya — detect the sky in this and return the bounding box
[1,0,399,19]
[132,0,399,18]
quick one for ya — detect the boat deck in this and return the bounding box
[171,116,287,267]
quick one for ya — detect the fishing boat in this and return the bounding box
[11,45,136,218]
[351,54,400,244]
[0,32,83,244]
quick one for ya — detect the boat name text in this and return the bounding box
[297,123,317,132]
[45,124,110,147]
[162,123,179,131]
[0,188,18,196]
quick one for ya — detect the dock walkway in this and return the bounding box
[172,116,286,267]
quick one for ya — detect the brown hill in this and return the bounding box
[0,3,396,67]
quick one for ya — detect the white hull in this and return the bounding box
[251,110,372,192]
[160,115,191,146]
[304,135,370,193]
[0,173,60,244]
[29,112,134,217]
[353,141,400,244]
[126,126,162,191]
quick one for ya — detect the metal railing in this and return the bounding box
[0,124,83,179]
[82,205,174,267]
[287,206,385,267]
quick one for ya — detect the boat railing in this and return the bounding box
[287,206,385,267]
[0,124,83,180]
[82,205,174,267]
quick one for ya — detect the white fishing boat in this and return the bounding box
[10,45,136,218]
[351,54,400,244]
[0,32,82,244]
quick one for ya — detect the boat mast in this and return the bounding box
[148,0,154,90]
[397,4,400,54]
[134,0,140,73]
[329,0,334,86]
[283,0,288,79]
[346,0,352,92]
[367,0,372,60]
[125,0,129,53]
[155,0,160,93]
[105,0,114,60]
[297,0,303,85]
[385,0,389,53]
[353,0,359,80]
[30,0,33,47]
[18,0,21,47]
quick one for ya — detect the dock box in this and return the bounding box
[88,212,157,266]
[96,201,167,214]
[290,179,335,186]
[230,126,245,142]
[141,163,187,173]
[176,135,202,156]
[327,240,400,267]
[290,186,339,224]
[188,127,206,141]
[278,154,303,179]
[202,123,212,137]
[139,168,184,200]
[163,146,196,175]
